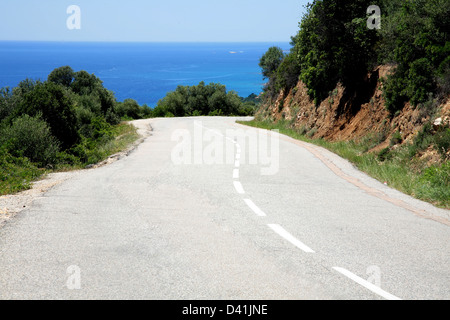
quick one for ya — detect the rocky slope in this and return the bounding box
[256,65,449,160]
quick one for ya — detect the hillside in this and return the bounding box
[257,65,449,159]
[245,0,449,208]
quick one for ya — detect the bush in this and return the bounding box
[71,71,99,95]
[406,58,435,107]
[434,126,450,159]
[90,117,113,142]
[378,147,392,162]
[48,66,75,87]
[390,131,403,146]
[0,114,59,166]
[139,105,153,118]
[0,146,42,195]
[17,81,79,149]
[116,99,141,119]
[407,122,434,157]
[383,73,408,113]
[155,82,253,117]
[105,108,121,125]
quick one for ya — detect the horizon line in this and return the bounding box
[0,40,292,44]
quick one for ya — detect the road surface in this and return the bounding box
[0,117,449,299]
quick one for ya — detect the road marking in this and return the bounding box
[268,224,315,253]
[332,267,401,300]
[236,153,241,160]
[234,181,245,194]
[235,159,240,167]
[244,199,266,217]
[233,169,239,179]
[226,137,237,144]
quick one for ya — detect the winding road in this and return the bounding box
[0,117,449,300]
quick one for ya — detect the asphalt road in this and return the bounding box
[0,117,449,300]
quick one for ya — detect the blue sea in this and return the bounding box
[0,42,290,107]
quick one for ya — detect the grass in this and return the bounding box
[0,151,43,195]
[237,119,449,209]
[84,122,139,166]
[0,122,140,196]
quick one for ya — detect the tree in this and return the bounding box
[275,52,301,92]
[380,0,449,111]
[259,47,285,80]
[47,66,75,87]
[17,82,80,149]
[118,99,141,119]
[71,70,101,95]
[208,90,228,114]
[0,87,14,122]
[293,0,379,104]
[154,81,253,117]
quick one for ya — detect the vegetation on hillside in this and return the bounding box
[152,81,258,118]
[261,0,449,112]
[0,66,149,195]
[251,0,449,208]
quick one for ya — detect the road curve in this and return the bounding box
[0,117,448,300]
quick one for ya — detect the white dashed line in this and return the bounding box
[233,181,245,194]
[268,224,315,253]
[202,121,404,300]
[332,267,401,300]
[244,199,266,217]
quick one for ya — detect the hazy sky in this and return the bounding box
[0,0,309,42]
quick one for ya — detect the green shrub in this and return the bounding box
[208,109,224,116]
[434,126,450,159]
[408,122,434,157]
[378,147,392,162]
[76,93,102,115]
[116,99,141,119]
[191,110,202,117]
[17,81,79,149]
[383,73,408,113]
[155,82,253,117]
[105,108,121,125]
[47,66,75,87]
[0,146,42,195]
[406,58,435,107]
[390,131,403,146]
[75,106,96,138]
[55,151,81,166]
[307,127,317,138]
[0,114,60,166]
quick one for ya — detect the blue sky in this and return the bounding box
[0,0,309,42]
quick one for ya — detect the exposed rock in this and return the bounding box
[256,65,449,153]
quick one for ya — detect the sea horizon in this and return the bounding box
[0,41,291,107]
